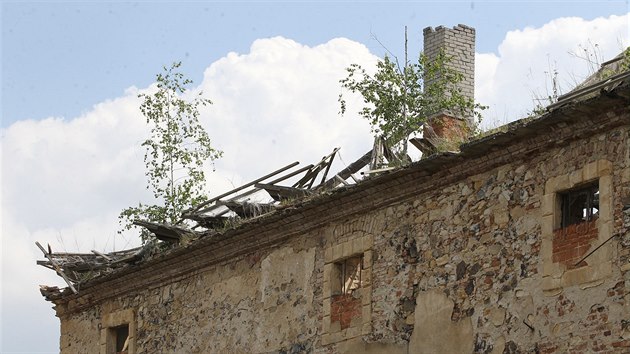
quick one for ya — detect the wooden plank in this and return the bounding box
[91,249,113,261]
[318,148,339,187]
[194,188,261,215]
[293,165,322,188]
[335,175,350,186]
[134,220,197,243]
[206,164,316,213]
[185,214,229,228]
[35,241,78,294]
[267,164,314,185]
[190,163,316,216]
[293,148,340,189]
[255,183,313,202]
[183,161,300,215]
[294,162,326,188]
[409,137,437,156]
[320,150,372,190]
[219,201,275,218]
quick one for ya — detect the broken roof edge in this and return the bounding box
[462,70,630,151]
[41,76,630,307]
[562,48,630,96]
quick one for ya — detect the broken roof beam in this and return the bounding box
[409,137,437,156]
[255,183,313,202]
[293,165,323,189]
[185,161,312,218]
[133,220,198,243]
[193,189,262,216]
[185,213,230,229]
[268,163,315,186]
[91,249,113,261]
[107,246,143,257]
[36,261,56,271]
[108,243,154,265]
[335,175,350,186]
[319,149,372,190]
[183,161,300,216]
[35,241,78,294]
[184,164,319,224]
[293,148,340,189]
[318,148,338,187]
[217,200,275,218]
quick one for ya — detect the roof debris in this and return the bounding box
[36,240,155,298]
[36,147,373,292]
[36,52,630,296]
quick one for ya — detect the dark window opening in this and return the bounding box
[114,324,129,354]
[560,182,599,228]
[336,255,363,294]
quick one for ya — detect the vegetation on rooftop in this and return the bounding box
[338,34,485,162]
[119,62,223,244]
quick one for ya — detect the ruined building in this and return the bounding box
[39,25,630,353]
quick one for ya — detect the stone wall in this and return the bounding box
[361,123,630,353]
[53,104,629,353]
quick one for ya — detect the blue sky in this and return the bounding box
[3,1,629,126]
[1,1,629,353]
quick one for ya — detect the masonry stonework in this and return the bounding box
[41,24,630,353]
[47,92,630,353]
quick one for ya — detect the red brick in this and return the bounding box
[612,340,630,348]
[330,293,362,330]
[552,220,598,267]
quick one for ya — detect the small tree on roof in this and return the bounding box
[339,30,484,162]
[119,62,222,244]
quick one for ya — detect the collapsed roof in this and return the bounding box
[37,50,630,300]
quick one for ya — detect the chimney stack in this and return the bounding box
[422,24,475,142]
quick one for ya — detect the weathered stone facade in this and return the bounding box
[46,78,630,353]
[41,23,630,354]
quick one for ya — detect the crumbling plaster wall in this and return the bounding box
[60,233,323,353]
[57,122,629,353]
[59,307,101,353]
[136,241,321,353]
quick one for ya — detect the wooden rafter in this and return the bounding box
[293,148,339,189]
[217,200,275,218]
[320,149,371,190]
[134,220,198,243]
[255,183,313,202]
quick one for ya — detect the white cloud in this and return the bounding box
[198,37,376,184]
[1,37,376,352]
[1,209,63,353]
[2,94,149,230]
[476,13,629,127]
[2,13,629,352]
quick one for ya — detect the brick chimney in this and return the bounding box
[422,24,475,143]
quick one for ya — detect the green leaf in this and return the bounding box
[339,47,486,160]
[119,62,223,244]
